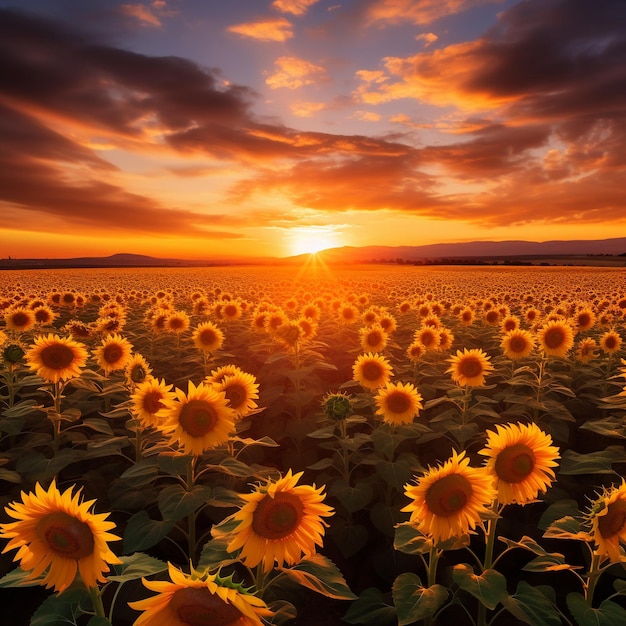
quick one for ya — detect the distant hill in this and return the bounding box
[2,238,625,269]
[310,237,626,265]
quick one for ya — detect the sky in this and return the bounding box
[1,0,625,260]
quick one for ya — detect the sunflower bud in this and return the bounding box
[323,392,353,421]
[3,344,25,364]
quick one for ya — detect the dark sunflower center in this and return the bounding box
[224,305,237,317]
[35,310,51,323]
[169,318,185,329]
[362,362,384,381]
[425,473,473,517]
[103,344,123,363]
[605,336,617,349]
[544,328,564,349]
[170,587,242,626]
[367,332,382,346]
[37,511,94,559]
[421,332,434,346]
[494,444,535,483]
[578,313,591,327]
[225,385,245,410]
[386,391,411,414]
[200,330,217,345]
[41,344,75,370]
[504,320,516,331]
[460,357,482,378]
[598,500,626,539]
[12,312,29,327]
[179,400,217,437]
[251,492,304,540]
[143,390,165,414]
[486,311,498,323]
[509,336,528,353]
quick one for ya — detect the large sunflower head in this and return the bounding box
[537,319,574,358]
[352,352,393,390]
[374,381,423,426]
[160,381,236,455]
[446,348,494,387]
[0,480,121,592]
[25,334,89,384]
[131,377,176,428]
[214,371,260,419]
[4,307,36,333]
[125,352,153,386]
[192,321,224,353]
[501,328,535,361]
[414,327,441,352]
[93,333,134,375]
[574,307,596,332]
[129,562,273,626]
[576,337,599,364]
[223,470,334,573]
[402,450,496,543]
[600,330,622,355]
[586,481,626,563]
[479,422,560,505]
[359,325,388,353]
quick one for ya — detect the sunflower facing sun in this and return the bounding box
[0,480,121,592]
[221,470,334,572]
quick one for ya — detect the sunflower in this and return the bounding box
[414,327,441,352]
[501,329,535,361]
[192,321,225,353]
[459,307,474,326]
[223,470,334,572]
[576,337,599,364]
[131,378,176,428]
[500,315,520,334]
[297,317,318,342]
[446,348,494,387]
[437,328,454,352]
[536,319,574,358]
[402,450,496,543]
[25,334,89,384]
[4,307,36,333]
[160,381,236,455]
[359,325,388,352]
[600,330,622,354]
[574,307,596,332]
[93,333,134,375]
[215,371,260,419]
[205,364,245,386]
[338,304,359,325]
[221,301,243,321]
[352,352,393,390]
[374,381,423,426]
[0,480,121,592]
[125,352,153,386]
[479,422,560,505]
[406,341,424,363]
[32,305,57,326]
[166,311,190,334]
[129,562,272,626]
[586,481,626,563]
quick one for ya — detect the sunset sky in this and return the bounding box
[1,0,625,260]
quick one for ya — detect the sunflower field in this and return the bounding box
[1,263,626,626]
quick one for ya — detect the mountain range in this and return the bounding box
[1,238,625,269]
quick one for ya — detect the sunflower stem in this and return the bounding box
[425,544,441,626]
[585,552,603,607]
[186,455,197,561]
[135,423,143,462]
[477,505,499,626]
[294,340,302,424]
[89,585,106,618]
[533,357,546,422]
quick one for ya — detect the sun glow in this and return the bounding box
[289,227,338,256]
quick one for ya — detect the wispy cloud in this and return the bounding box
[226,17,293,42]
[265,56,327,89]
[271,0,321,16]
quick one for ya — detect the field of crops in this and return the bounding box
[1,263,625,626]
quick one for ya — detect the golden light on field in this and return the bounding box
[288,227,339,256]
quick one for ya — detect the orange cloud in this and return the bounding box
[227,17,293,42]
[120,3,162,27]
[271,0,320,16]
[290,101,327,117]
[364,0,496,26]
[265,56,326,90]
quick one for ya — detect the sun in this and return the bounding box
[289,227,338,256]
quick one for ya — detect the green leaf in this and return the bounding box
[2,399,42,419]
[580,416,626,440]
[392,572,448,625]
[157,454,192,477]
[306,457,335,470]
[538,499,581,531]
[198,537,239,571]
[501,581,562,626]
[394,522,432,555]
[343,587,396,625]
[0,566,45,588]
[279,554,357,600]
[498,535,572,572]
[16,448,79,481]
[81,418,114,435]
[543,516,590,541]
[330,478,373,513]
[0,467,22,483]
[122,510,175,553]
[452,564,507,610]
[567,593,626,626]
[30,588,90,626]
[120,458,159,484]
[559,447,626,475]
[158,484,212,522]
[107,553,168,583]
[375,459,413,491]
[331,519,369,559]
[266,600,298,625]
